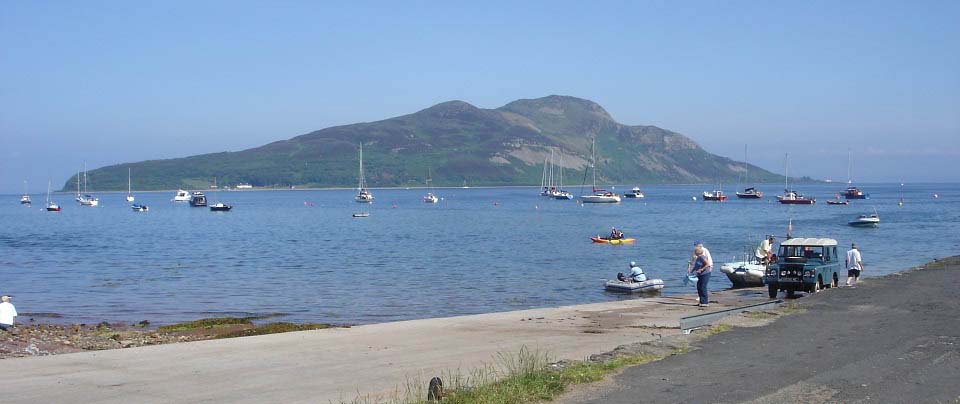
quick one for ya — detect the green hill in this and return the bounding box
[65,95,789,191]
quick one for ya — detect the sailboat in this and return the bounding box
[842,150,869,199]
[898,183,904,206]
[423,166,439,203]
[209,177,232,211]
[539,152,553,196]
[580,138,621,203]
[777,153,815,205]
[20,181,31,205]
[735,145,763,199]
[45,181,61,212]
[355,143,374,203]
[125,168,135,202]
[76,165,99,207]
[552,150,573,200]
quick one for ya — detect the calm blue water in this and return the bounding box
[2,183,958,325]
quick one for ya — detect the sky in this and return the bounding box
[2,1,958,193]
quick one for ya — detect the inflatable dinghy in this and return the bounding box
[604,278,664,293]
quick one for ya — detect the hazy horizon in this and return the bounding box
[2,1,958,193]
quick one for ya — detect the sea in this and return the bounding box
[2,183,958,325]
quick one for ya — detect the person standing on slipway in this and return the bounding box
[846,243,864,287]
[0,295,17,331]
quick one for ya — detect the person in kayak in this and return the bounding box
[617,261,647,283]
[609,227,624,240]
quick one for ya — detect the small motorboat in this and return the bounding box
[623,187,645,199]
[849,213,879,227]
[826,195,849,205]
[604,278,665,293]
[20,194,31,204]
[131,204,149,212]
[702,190,727,201]
[209,202,232,212]
[735,187,763,199]
[591,236,636,245]
[552,190,574,200]
[423,192,439,204]
[173,189,191,202]
[352,212,370,218]
[719,261,766,287]
[189,192,207,207]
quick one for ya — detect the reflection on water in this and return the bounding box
[1,183,957,325]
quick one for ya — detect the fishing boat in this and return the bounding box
[189,192,207,207]
[604,278,665,293]
[423,167,439,203]
[623,186,645,199]
[209,202,231,212]
[131,203,149,212]
[777,154,815,205]
[355,143,374,203]
[591,236,636,245]
[580,138,621,203]
[842,150,869,199]
[20,181,31,204]
[849,212,879,227]
[173,189,191,202]
[45,181,61,212]
[735,145,763,199]
[76,166,99,206]
[702,190,727,201]
[125,168,135,202]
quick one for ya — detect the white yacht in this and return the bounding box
[173,189,191,202]
[580,138,621,204]
[355,143,374,203]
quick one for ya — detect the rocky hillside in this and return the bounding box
[66,95,783,190]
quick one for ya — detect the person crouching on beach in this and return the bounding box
[0,296,17,331]
[846,243,864,287]
[688,242,713,307]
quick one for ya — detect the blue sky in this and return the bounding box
[2,1,958,193]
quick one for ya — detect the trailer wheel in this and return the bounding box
[786,290,796,298]
[768,285,778,299]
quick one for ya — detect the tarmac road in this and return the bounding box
[570,257,960,404]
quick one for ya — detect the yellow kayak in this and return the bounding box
[591,237,636,245]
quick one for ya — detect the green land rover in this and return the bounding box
[764,238,842,298]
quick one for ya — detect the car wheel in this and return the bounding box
[768,285,778,299]
[812,277,822,293]
[831,273,839,288]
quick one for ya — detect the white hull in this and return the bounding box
[604,279,665,293]
[719,261,766,287]
[126,195,135,202]
[580,194,621,203]
[173,190,191,202]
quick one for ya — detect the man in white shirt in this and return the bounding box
[0,295,17,331]
[755,236,776,264]
[845,243,864,287]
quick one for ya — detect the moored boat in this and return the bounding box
[778,190,816,204]
[843,186,869,200]
[189,192,207,207]
[624,187,645,199]
[826,195,848,205]
[131,204,149,212]
[702,190,727,201]
[580,138,621,203]
[44,181,61,211]
[355,143,374,203]
[209,202,231,212]
[20,181,31,204]
[735,187,763,199]
[173,189,191,202]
